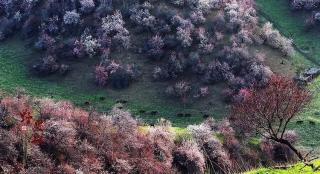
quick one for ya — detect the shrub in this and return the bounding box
[195,27,214,53]
[80,30,101,57]
[224,0,257,33]
[34,33,56,50]
[95,64,108,86]
[188,124,232,173]
[172,15,194,47]
[228,76,246,91]
[247,63,273,84]
[224,1,242,32]
[80,0,95,14]
[166,81,192,102]
[0,129,19,165]
[187,52,206,75]
[95,60,140,88]
[204,61,233,84]
[25,145,54,173]
[149,126,175,169]
[169,0,185,6]
[0,95,175,173]
[130,7,156,29]
[290,0,320,10]
[186,0,222,12]
[32,55,60,76]
[190,10,206,25]
[44,119,77,154]
[153,66,169,80]
[176,26,193,47]
[146,35,165,60]
[173,141,206,174]
[22,15,41,38]
[43,16,60,35]
[63,10,80,25]
[193,86,209,98]
[261,22,294,56]
[101,10,130,49]
[167,52,186,79]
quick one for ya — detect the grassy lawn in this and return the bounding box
[288,77,320,151]
[0,37,231,127]
[245,160,320,174]
[0,36,298,128]
[256,0,320,65]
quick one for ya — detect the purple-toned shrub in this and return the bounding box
[193,86,209,98]
[190,10,206,25]
[188,124,232,173]
[34,33,56,50]
[146,35,165,60]
[166,81,192,102]
[204,61,233,84]
[95,60,141,88]
[63,10,80,25]
[290,0,320,10]
[167,52,186,79]
[172,15,194,47]
[153,66,169,80]
[80,0,95,14]
[195,27,215,53]
[32,55,60,76]
[173,141,206,174]
[130,7,156,30]
[101,10,130,49]
[80,30,101,57]
[261,22,294,57]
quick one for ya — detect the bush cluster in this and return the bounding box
[290,0,320,10]
[0,0,294,103]
[0,94,302,173]
[95,60,141,89]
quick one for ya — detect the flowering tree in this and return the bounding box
[172,15,194,47]
[204,60,233,84]
[290,0,320,10]
[130,7,156,29]
[188,123,232,173]
[63,10,80,25]
[173,141,205,174]
[261,22,294,57]
[166,81,191,103]
[80,0,95,14]
[95,60,140,88]
[230,75,319,170]
[101,10,130,49]
[80,30,101,57]
[146,35,164,60]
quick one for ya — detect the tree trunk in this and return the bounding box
[277,139,304,161]
[273,138,317,170]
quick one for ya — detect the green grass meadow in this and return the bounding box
[245,160,320,174]
[0,37,230,127]
[256,0,320,65]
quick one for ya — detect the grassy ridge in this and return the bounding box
[245,160,320,174]
[256,0,320,65]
